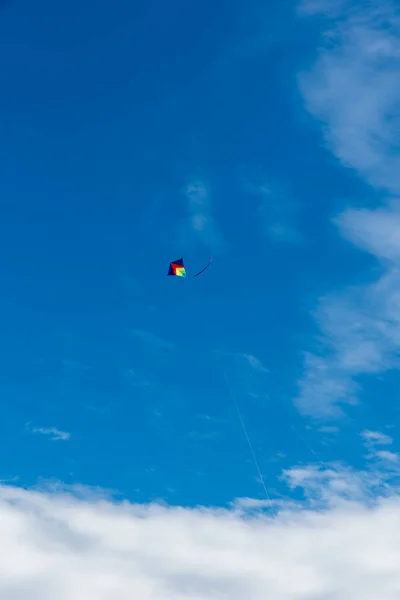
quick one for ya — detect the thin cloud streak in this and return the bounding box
[246,180,302,244]
[131,329,174,352]
[28,425,71,441]
[240,353,270,373]
[218,350,270,374]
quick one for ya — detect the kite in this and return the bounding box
[167,258,187,278]
[167,257,212,279]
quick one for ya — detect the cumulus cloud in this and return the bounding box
[297,1,400,417]
[1,446,400,600]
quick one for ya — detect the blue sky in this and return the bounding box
[3,0,400,598]
[1,0,400,523]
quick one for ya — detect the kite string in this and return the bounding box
[223,372,276,515]
[294,427,331,472]
[192,256,213,279]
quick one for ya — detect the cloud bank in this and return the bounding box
[1,447,400,600]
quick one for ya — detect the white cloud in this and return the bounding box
[295,275,400,416]
[297,1,400,416]
[376,450,399,462]
[361,430,400,465]
[283,430,400,506]
[1,456,400,599]
[296,351,358,417]
[299,2,400,193]
[362,430,393,446]
[296,218,400,417]
[283,463,369,504]
[182,181,224,250]
[28,426,71,441]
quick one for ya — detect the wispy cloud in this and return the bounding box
[318,426,339,434]
[195,414,232,425]
[182,180,224,250]
[297,1,400,417]
[238,353,269,373]
[360,429,400,465]
[362,430,393,446]
[283,430,400,507]
[299,1,400,193]
[298,0,347,17]
[62,359,90,372]
[216,350,270,402]
[27,425,71,441]
[296,288,392,417]
[246,180,302,243]
[219,350,270,374]
[126,369,153,388]
[0,476,19,484]
[336,202,400,262]
[376,450,399,462]
[130,329,174,352]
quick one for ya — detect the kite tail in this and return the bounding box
[192,256,213,278]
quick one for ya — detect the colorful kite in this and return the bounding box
[167,257,212,279]
[167,258,187,278]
